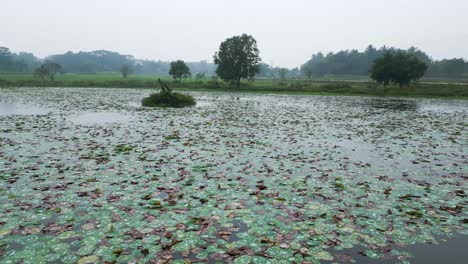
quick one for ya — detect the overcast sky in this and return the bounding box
[1,0,467,68]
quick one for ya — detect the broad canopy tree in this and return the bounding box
[169,60,191,81]
[213,34,261,88]
[34,61,63,81]
[370,51,427,87]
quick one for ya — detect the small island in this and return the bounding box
[142,79,195,108]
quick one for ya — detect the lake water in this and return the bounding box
[0,102,50,116]
[68,112,132,125]
[0,87,466,263]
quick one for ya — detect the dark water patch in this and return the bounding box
[326,235,468,263]
[410,235,468,264]
[222,220,249,242]
[4,241,24,252]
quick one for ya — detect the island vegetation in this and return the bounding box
[141,79,195,108]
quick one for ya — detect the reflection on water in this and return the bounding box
[68,112,131,125]
[0,102,50,116]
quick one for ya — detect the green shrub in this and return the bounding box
[142,92,196,108]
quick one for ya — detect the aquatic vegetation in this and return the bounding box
[0,87,467,263]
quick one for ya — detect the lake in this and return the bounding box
[0,87,466,263]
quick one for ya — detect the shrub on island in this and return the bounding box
[141,79,195,108]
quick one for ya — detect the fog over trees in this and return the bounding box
[0,45,467,79]
[300,45,467,79]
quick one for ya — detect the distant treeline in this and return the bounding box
[0,48,217,76]
[49,50,217,76]
[300,45,468,79]
[1,45,467,79]
[0,47,41,73]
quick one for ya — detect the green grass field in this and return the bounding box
[0,72,161,82]
[1,73,467,99]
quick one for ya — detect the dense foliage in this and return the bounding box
[301,45,467,78]
[371,51,428,87]
[256,63,301,79]
[427,58,468,78]
[0,47,40,72]
[214,34,261,87]
[169,60,191,80]
[0,48,216,76]
[49,50,134,73]
[1,45,467,79]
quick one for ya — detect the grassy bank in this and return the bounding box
[1,73,467,99]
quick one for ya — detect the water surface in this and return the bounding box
[0,87,466,263]
[0,102,50,116]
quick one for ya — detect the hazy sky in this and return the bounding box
[1,0,467,68]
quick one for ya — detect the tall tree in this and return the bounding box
[213,34,261,88]
[370,51,427,87]
[169,60,191,81]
